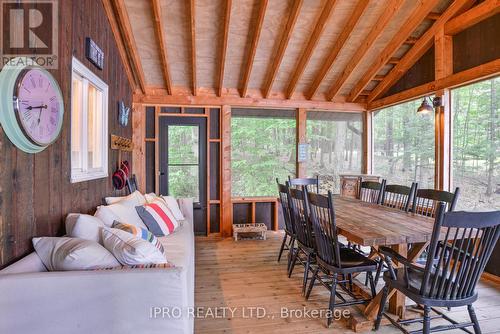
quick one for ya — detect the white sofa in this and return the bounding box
[0,198,195,334]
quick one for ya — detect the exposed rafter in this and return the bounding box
[262,0,303,98]
[217,0,232,97]
[101,0,136,92]
[445,0,500,35]
[346,0,440,102]
[151,0,172,95]
[240,0,269,97]
[285,0,337,99]
[387,57,400,65]
[404,36,419,45]
[306,0,369,100]
[112,0,147,94]
[325,0,404,101]
[426,12,441,20]
[189,0,197,95]
[368,0,475,103]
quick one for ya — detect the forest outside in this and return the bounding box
[373,99,435,189]
[452,77,499,210]
[231,110,296,197]
[306,112,363,194]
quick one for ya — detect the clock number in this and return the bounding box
[30,76,36,88]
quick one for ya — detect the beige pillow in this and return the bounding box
[96,192,148,230]
[101,227,168,266]
[32,237,120,271]
[105,190,146,205]
[65,214,105,244]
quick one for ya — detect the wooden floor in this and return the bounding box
[195,231,500,334]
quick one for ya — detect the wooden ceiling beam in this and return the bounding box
[102,0,137,92]
[368,58,500,110]
[262,0,303,98]
[306,0,370,100]
[325,0,405,101]
[112,0,147,94]
[373,75,385,81]
[240,0,269,97]
[151,0,172,95]
[217,0,232,97]
[445,0,500,35]
[285,0,337,99]
[404,36,419,45]
[387,57,400,65]
[426,12,441,20]
[189,0,197,95]
[367,0,475,103]
[346,0,440,102]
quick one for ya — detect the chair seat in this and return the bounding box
[339,247,378,268]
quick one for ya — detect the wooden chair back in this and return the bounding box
[419,203,500,301]
[287,185,315,249]
[359,180,385,204]
[276,179,294,235]
[412,187,460,217]
[306,190,342,268]
[288,176,320,193]
[381,183,416,212]
[127,174,138,193]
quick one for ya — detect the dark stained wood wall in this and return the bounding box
[0,0,133,268]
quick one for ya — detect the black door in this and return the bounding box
[159,117,207,235]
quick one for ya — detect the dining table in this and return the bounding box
[331,195,439,331]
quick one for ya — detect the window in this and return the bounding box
[451,77,499,210]
[167,125,200,201]
[71,57,108,183]
[373,98,435,188]
[231,109,296,197]
[306,111,363,194]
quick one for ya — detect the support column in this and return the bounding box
[221,105,233,237]
[362,110,373,175]
[296,108,307,178]
[132,103,146,192]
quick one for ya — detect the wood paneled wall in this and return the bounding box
[0,0,133,268]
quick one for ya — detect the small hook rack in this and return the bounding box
[110,134,133,152]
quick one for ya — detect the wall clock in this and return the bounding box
[0,57,64,153]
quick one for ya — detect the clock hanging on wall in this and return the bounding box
[0,57,64,153]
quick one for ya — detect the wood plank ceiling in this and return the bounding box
[114,0,469,105]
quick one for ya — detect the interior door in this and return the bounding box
[159,117,207,235]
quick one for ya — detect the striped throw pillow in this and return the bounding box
[135,199,179,236]
[112,221,165,254]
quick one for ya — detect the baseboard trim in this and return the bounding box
[481,272,500,284]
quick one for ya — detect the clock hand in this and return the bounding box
[37,105,47,125]
[27,104,48,110]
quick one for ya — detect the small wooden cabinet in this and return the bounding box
[340,174,381,199]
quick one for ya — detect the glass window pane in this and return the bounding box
[373,98,435,188]
[71,74,83,171]
[168,126,199,165]
[168,165,199,201]
[231,109,296,197]
[87,84,103,170]
[306,112,363,194]
[452,77,500,210]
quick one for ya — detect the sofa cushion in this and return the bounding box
[101,227,168,266]
[135,199,179,236]
[65,214,105,244]
[32,237,120,271]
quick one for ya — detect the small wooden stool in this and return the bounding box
[233,223,267,241]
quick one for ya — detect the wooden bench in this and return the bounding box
[233,223,267,241]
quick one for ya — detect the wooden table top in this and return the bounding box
[333,196,436,247]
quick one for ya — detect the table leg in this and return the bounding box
[389,244,407,318]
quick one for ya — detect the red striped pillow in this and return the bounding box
[135,199,179,236]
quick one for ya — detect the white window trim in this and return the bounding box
[71,57,109,183]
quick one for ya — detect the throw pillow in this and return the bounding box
[32,237,120,271]
[101,227,168,266]
[105,190,146,205]
[135,199,179,236]
[112,221,165,256]
[65,214,105,244]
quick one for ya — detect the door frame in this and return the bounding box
[158,116,208,235]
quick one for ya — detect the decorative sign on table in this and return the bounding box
[85,37,104,70]
[297,143,309,162]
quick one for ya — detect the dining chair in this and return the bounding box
[411,187,460,217]
[288,175,320,193]
[276,179,296,271]
[304,189,379,327]
[375,203,500,334]
[381,183,417,212]
[359,179,386,204]
[287,185,316,295]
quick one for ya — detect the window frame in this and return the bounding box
[70,56,109,183]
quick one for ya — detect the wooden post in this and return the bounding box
[296,108,307,177]
[131,103,146,192]
[434,27,452,190]
[221,105,233,237]
[362,110,373,175]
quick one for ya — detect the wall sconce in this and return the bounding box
[417,97,434,114]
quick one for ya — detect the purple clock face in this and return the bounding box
[16,69,62,145]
